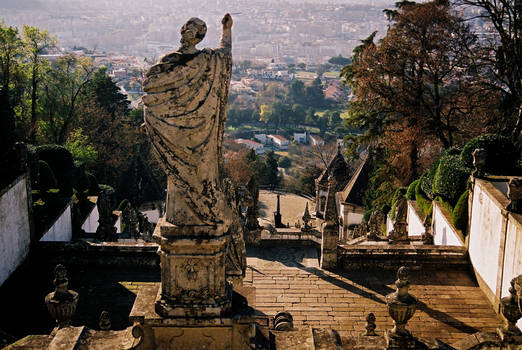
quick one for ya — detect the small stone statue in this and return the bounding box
[245,176,260,231]
[96,188,116,241]
[45,265,79,329]
[389,197,408,243]
[99,311,111,331]
[223,179,247,284]
[367,210,383,240]
[507,178,522,214]
[364,313,377,336]
[421,215,433,244]
[301,202,312,232]
[472,148,487,179]
[122,203,139,239]
[143,14,234,228]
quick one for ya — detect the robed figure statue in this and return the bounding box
[142,14,233,228]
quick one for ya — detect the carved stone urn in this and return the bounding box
[385,266,418,349]
[497,277,522,342]
[45,264,79,329]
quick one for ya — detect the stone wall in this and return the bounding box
[35,241,159,268]
[0,174,31,286]
[81,202,99,233]
[407,201,424,237]
[338,244,468,270]
[432,201,464,246]
[468,178,522,328]
[40,200,73,242]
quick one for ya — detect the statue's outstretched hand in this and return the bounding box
[222,13,233,29]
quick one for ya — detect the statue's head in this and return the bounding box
[180,17,207,51]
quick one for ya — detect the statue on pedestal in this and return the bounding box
[143,14,233,228]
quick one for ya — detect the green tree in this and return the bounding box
[305,77,325,108]
[64,128,97,164]
[83,67,129,117]
[264,151,279,186]
[39,54,95,144]
[22,25,56,143]
[0,23,24,147]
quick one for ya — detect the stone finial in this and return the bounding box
[364,313,377,336]
[497,275,522,344]
[45,265,79,329]
[301,202,312,231]
[507,178,522,214]
[385,266,418,349]
[389,196,409,243]
[99,311,111,331]
[472,148,487,179]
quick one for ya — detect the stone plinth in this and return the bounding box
[153,217,231,318]
[130,284,256,350]
[320,222,338,269]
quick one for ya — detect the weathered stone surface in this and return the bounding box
[389,197,409,243]
[44,265,79,330]
[142,15,233,228]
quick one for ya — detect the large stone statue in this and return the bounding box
[143,14,233,227]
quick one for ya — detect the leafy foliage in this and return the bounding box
[406,179,419,200]
[432,154,471,205]
[460,134,519,175]
[35,144,74,196]
[64,128,97,164]
[452,189,469,235]
[415,175,433,217]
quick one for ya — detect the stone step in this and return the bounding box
[272,326,315,350]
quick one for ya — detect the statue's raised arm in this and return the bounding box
[142,15,233,227]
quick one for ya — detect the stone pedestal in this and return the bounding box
[320,222,338,269]
[153,217,231,318]
[130,284,256,350]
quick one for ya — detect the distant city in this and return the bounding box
[1,0,396,61]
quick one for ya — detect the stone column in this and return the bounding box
[321,177,338,269]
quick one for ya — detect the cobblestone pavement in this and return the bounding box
[0,246,502,347]
[244,246,502,345]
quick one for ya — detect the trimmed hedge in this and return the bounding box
[415,178,432,217]
[421,148,461,200]
[452,189,469,235]
[38,160,57,191]
[406,179,419,200]
[460,134,519,175]
[36,145,74,196]
[432,154,471,205]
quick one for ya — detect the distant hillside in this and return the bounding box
[0,0,43,10]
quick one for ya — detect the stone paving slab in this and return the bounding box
[244,246,502,346]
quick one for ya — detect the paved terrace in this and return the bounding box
[0,246,501,347]
[245,246,502,346]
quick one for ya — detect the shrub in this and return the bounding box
[452,189,469,235]
[432,154,471,205]
[279,156,292,168]
[118,199,130,211]
[421,148,460,200]
[36,145,74,196]
[86,172,99,195]
[415,178,432,217]
[460,134,519,174]
[363,210,372,223]
[435,196,453,214]
[406,179,419,200]
[38,160,57,191]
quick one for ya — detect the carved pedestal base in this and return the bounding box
[153,217,231,318]
[130,284,256,350]
[385,329,416,350]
